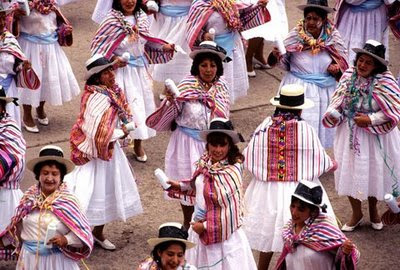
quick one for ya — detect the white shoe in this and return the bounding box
[94,236,116,251]
[247,71,256,77]
[135,153,148,163]
[23,121,39,133]
[253,58,271,69]
[371,221,383,231]
[37,117,49,126]
[341,218,363,232]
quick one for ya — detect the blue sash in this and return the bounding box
[178,125,202,141]
[23,241,62,256]
[127,54,148,67]
[20,31,58,44]
[291,71,336,88]
[349,0,383,12]
[159,5,190,17]
[215,32,235,60]
[0,74,14,91]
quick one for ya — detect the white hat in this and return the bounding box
[292,181,327,213]
[26,145,75,174]
[270,84,314,110]
[199,118,244,144]
[84,54,116,80]
[352,39,388,66]
[147,222,195,249]
[189,41,227,61]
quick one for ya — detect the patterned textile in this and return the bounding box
[29,0,56,14]
[90,9,173,64]
[322,67,400,135]
[70,84,132,165]
[0,184,93,261]
[275,214,359,270]
[243,115,333,182]
[0,116,25,190]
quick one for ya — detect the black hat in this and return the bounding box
[84,54,116,80]
[147,222,195,249]
[297,0,334,13]
[189,41,227,61]
[199,118,245,144]
[292,181,327,213]
[26,145,75,175]
[352,39,388,66]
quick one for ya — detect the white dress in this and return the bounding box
[150,0,193,83]
[285,244,336,270]
[114,15,156,140]
[0,189,23,232]
[17,9,80,107]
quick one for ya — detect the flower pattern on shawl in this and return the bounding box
[29,0,56,14]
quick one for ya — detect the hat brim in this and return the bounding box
[26,156,75,175]
[0,97,16,103]
[352,48,389,66]
[84,62,116,81]
[147,237,196,249]
[189,49,226,61]
[297,4,334,13]
[292,194,324,210]
[270,96,314,110]
[199,129,241,144]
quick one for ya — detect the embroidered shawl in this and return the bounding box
[0,116,26,190]
[275,214,360,270]
[322,67,400,135]
[70,84,132,165]
[90,9,173,64]
[0,184,93,261]
[186,0,270,49]
[243,116,333,182]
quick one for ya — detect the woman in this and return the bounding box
[267,0,348,148]
[0,87,25,232]
[91,0,175,162]
[138,222,196,270]
[242,84,337,269]
[146,41,230,229]
[12,0,79,133]
[274,181,360,270]
[0,145,93,268]
[186,0,270,102]
[322,40,400,231]
[166,118,256,269]
[65,55,143,250]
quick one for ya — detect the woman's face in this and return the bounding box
[304,11,325,38]
[99,67,115,88]
[208,137,229,163]
[39,165,62,197]
[120,0,137,15]
[157,243,185,270]
[290,200,312,228]
[198,59,218,84]
[356,54,376,78]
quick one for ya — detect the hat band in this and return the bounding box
[209,120,234,131]
[363,43,385,59]
[158,226,188,240]
[279,93,305,107]
[39,148,64,158]
[86,58,111,71]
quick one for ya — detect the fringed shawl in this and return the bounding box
[0,184,93,261]
[322,67,400,135]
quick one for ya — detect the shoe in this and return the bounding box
[371,221,383,231]
[93,236,116,251]
[37,117,49,126]
[23,121,39,133]
[247,71,256,77]
[253,58,271,69]
[341,218,363,232]
[135,153,148,163]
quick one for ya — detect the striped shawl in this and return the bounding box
[0,184,93,261]
[322,67,400,135]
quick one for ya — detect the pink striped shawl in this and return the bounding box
[322,68,400,135]
[0,116,26,190]
[186,0,270,49]
[243,117,333,182]
[90,9,173,64]
[275,214,359,270]
[0,184,93,261]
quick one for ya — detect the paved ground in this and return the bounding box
[1,0,400,269]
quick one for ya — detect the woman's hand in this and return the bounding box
[342,239,354,255]
[162,43,175,52]
[327,63,340,76]
[166,180,181,190]
[63,24,73,36]
[113,56,128,68]
[48,235,68,248]
[190,221,205,235]
[121,124,129,139]
[267,47,281,66]
[257,0,269,8]
[22,60,32,71]
[163,86,175,101]
[354,112,371,128]
[203,32,213,41]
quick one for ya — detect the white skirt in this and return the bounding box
[17,38,80,107]
[65,143,143,226]
[150,14,192,83]
[185,227,257,270]
[115,65,156,140]
[242,180,337,253]
[334,123,400,201]
[0,188,23,231]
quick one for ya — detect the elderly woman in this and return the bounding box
[166,118,256,269]
[146,41,230,229]
[0,145,93,269]
[323,40,400,232]
[138,222,196,270]
[65,55,143,251]
[186,0,270,102]
[242,84,337,269]
[275,181,360,270]
[268,0,348,148]
[91,0,175,162]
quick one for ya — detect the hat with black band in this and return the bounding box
[270,84,314,110]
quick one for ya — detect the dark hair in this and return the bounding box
[112,0,143,16]
[304,7,328,21]
[151,240,186,267]
[190,52,224,78]
[291,196,320,218]
[354,53,388,76]
[273,108,302,118]
[86,67,114,86]
[33,160,67,182]
[206,132,244,165]
[0,100,6,111]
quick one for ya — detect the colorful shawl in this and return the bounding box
[0,116,26,190]
[243,115,333,182]
[90,9,173,64]
[322,67,400,135]
[186,0,270,49]
[70,84,132,165]
[0,31,40,90]
[29,0,56,14]
[0,183,93,261]
[275,214,359,270]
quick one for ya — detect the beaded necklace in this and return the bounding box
[296,19,332,55]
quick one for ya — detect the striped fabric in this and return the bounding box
[275,214,360,269]
[243,116,333,182]
[0,184,93,261]
[0,116,26,190]
[322,68,400,135]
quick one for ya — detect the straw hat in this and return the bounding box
[147,222,195,249]
[199,118,244,144]
[352,39,388,66]
[270,84,314,110]
[26,145,75,174]
[189,41,227,61]
[84,54,116,80]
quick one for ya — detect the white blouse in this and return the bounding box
[19,10,57,35]
[0,53,16,78]
[175,101,211,130]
